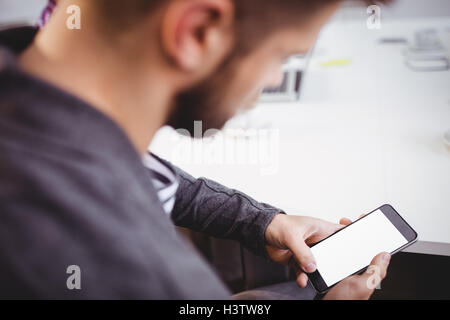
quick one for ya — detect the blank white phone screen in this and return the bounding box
[311,209,407,287]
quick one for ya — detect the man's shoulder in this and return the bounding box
[0,129,154,224]
[0,130,112,192]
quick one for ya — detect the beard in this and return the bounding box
[166,50,241,137]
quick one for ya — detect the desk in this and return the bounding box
[151,17,450,256]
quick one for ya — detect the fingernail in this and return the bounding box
[305,262,317,272]
[383,253,391,263]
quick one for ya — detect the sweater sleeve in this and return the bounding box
[170,165,284,258]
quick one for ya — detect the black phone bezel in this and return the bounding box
[307,204,418,294]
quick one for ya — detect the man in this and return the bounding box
[0,0,391,299]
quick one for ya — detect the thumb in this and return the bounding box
[285,236,317,273]
[359,252,391,290]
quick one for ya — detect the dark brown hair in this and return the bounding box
[93,0,392,29]
[93,0,392,52]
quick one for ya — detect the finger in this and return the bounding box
[296,273,309,288]
[289,258,308,288]
[339,217,352,226]
[359,252,391,290]
[337,252,390,300]
[339,214,366,226]
[306,220,346,245]
[284,234,317,273]
[368,252,390,279]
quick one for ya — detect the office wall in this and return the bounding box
[0,0,47,27]
[380,0,450,18]
[337,0,450,21]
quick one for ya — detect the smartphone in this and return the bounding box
[308,204,418,293]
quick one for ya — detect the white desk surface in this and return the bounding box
[151,17,450,256]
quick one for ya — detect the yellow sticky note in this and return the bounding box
[320,59,352,67]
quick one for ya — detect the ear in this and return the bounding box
[161,0,234,76]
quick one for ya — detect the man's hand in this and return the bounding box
[265,214,346,288]
[265,214,391,300]
[323,252,390,300]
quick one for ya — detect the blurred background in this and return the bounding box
[1,0,449,299]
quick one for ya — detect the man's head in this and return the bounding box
[166,0,343,135]
[48,0,390,136]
